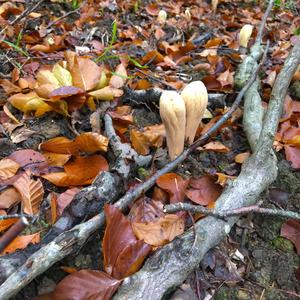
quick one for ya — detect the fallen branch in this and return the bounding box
[112,40,300,300]
[164,202,300,221]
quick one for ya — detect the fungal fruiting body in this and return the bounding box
[159,91,186,160]
[181,81,208,144]
[239,24,253,48]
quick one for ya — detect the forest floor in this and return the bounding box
[0,0,300,299]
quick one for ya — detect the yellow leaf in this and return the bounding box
[52,63,73,87]
[36,69,60,87]
[88,86,123,101]
[8,92,52,116]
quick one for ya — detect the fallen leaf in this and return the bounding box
[284,145,300,169]
[75,132,108,153]
[103,204,151,279]
[56,188,80,216]
[13,171,44,215]
[185,175,222,205]
[202,141,230,153]
[0,218,18,232]
[1,232,40,254]
[110,63,127,88]
[234,152,250,164]
[132,214,185,246]
[0,187,21,209]
[156,173,189,203]
[40,137,79,155]
[0,158,20,180]
[52,270,120,300]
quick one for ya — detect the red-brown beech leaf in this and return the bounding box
[156,173,189,203]
[103,204,138,276]
[52,269,120,300]
[8,149,48,174]
[280,219,300,255]
[185,175,223,206]
[112,240,151,279]
[56,188,80,216]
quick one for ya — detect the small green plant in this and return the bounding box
[71,0,80,9]
[2,39,30,58]
[95,20,118,62]
[294,28,300,35]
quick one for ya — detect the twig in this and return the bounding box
[0,214,34,221]
[46,5,82,30]
[256,0,274,44]
[164,203,300,221]
[0,217,29,253]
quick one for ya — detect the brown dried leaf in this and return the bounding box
[52,270,120,300]
[132,214,185,246]
[0,158,20,180]
[13,171,44,215]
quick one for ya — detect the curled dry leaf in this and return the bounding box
[132,214,185,247]
[68,55,102,91]
[130,124,165,156]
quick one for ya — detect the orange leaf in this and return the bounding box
[234,152,250,164]
[185,175,222,206]
[130,124,165,155]
[132,214,185,246]
[40,137,79,155]
[42,152,71,167]
[13,171,44,215]
[42,155,108,187]
[52,270,120,300]
[156,173,189,203]
[0,218,18,232]
[75,132,108,153]
[202,141,230,153]
[1,232,40,254]
[0,158,20,180]
[69,56,102,91]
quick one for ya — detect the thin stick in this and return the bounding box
[164,203,300,221]
[256,0,274,44]
[0,214,34,221]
